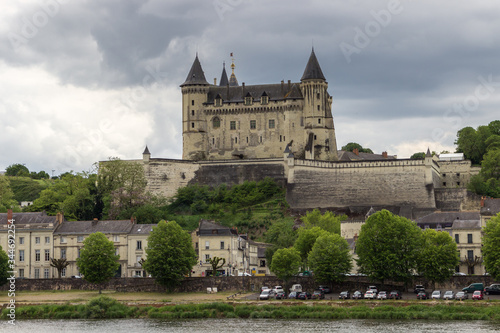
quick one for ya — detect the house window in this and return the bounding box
[35,237,40,244]
[467,234,472,244]
[137,240,142,250]
[19,250,24,262]
[115,248,119,256]
[35,249,40,262]
[261,96,268,104]
[19,237,24,245]
[455,234,459,243]
[205,241,210,250]
[195,242,198,249]
[78,248,81,258]
[250,120,256,129]
[205,254,210,262]
[77,236,84,242]
[45,249,50,261]
[19,269,24,278]
[260,260,266,267]
[61,248,66,259]
[220,241,224,250]
[135,270,142,277]
[61,236,67,244]
[213,117,221,128]
[268,119,275,129]
[230,121,236,130]
[44,268,49,279]
[45,237,50,244]
[136,256,142,264]
[34,268,40,279]
[114,235,119,242]
[61,268,66,278]
[467,250,474,261]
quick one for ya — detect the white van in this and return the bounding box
[289,284,302,293]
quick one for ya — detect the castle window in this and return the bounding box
[457,182,460,186]
[314,135,317,140]
[191,110,195,116]
[191,100,194,106]
[212,138,215,145]
[261,96,268,105]
[250,120,256,129]
[230,121,236,130]
[443,182,446,186]
[317,105,320,111]
[280,135,282,142]
[268,119,275,129]
[260,136,262,143]
[215,94,223,107]
[213,117,220,128]
[235,137,238,144]
[191,122,195,128]
[317,93,320,99]
[318,118,321,124]
[456,173,460,177]
[443,173,446,177]
[455,234,459,243]
[245,96,253,106]
[246,137,249,143]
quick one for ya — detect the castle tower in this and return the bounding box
[300,49,338,160]
[180,55,210,160]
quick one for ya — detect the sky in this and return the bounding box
[1,0,499,175]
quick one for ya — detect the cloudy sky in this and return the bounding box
[1,0,499,174]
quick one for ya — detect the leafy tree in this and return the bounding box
[467,149,500,197]
[341,142,373,154]
[410,152,426,160]
[0,245,9,286]
[356,210,422,286]
[482,214,500,281]
[5,164,29,177]
[308,233,352,284]
[294,227,329,264]
[8,176,46,202]
[0,176,16,211]
[142,220,197,290]
[50,258,70,278]
[208,256,226,276]
[301,209,345,234]
[264,219,297,266]
[270,247,301,289]
[76,232,120,293]
[416,229,459,288]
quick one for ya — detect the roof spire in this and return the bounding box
[219,62,229,86]
[426,147,432,157]
[301,48,326,81]
[180,54,209,87]
[229,52,239,86]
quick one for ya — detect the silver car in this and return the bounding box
[443,290,455,300]
[431,290,441,300]
[455,291,468,300]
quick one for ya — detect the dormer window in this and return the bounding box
[215,94,223,107]
[244,92,253,106]
[261,91,269,105]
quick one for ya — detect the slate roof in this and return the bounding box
[219,64,229,86]
[206,82,303,104]
[452,220,481,229]
[0,212,56,225]
[143,146,150,155]
[301,49,326,81]
[181,55,209,86]
[337,150,397,161]
[130,224,156,234]
[54,220,135,235]
[481,198,500,216]
[197,219,238,236]
[416,212,480,224]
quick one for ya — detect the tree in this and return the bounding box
[416,229,459,288]
[5,164,29,177]
[482,214,500,281]
[356,210,422,286]
[308,234,352,284]
[142,220,197,290]
[410,152,426,160]
[294,226,329,264]
[50,258,70,278]
[208,256,226,276]
[0,176,16,211]
[76,232,120,293]
[301,209,345,234]
[270,247,301,289]
[264,219,297,267]
[0,246,9,286]
[341,142,373,154]
[467,149,500,198]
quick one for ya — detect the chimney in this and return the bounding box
[288,79,291,90]
[92,218,98,226]
[56,212,64,224]
[353,148,359,156]
[353,233,358,242]
[214,78,217,85]
[481,196,485,207]
[382,151,388,158]
[131,216,136,224]
[7,209,13,222]
[281,80,284,93]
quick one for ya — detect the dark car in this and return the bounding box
[417,291,429,300]
[318,285,331,294]
[389,290,402,300]
[352,291,363,299]
[275,291,286,299]
[484,284,500,295]
[297,292,312,300]
[339,291,351,299]
[414,285,425,294]
[312,290,325,299]
[288,291,299,299]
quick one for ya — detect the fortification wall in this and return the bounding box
[286,158,437,209]
[143,159,201,198]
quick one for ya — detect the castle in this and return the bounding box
[181,50,337,161]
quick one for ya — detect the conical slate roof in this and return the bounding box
[143,146,150,155]
[181,55,209,86]
[219,64,229,86]
[301,49,326,81]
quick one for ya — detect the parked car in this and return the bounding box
[261,286,270,293]
[389,290,402,300]
[377,291,387,300]
[414,285,425,293]
[288,291,299,299]
[339,291,351,299]
[416,291,429,300]
[318,285,331,294]
[275,291,286,299]
[484,284,500,295]
[273,286,284,294]
[442,290,455,300]
[312,290,325,299]
[368,285,378,294]
[462,283,484,293]
[455,291,468,300]
[297,292,312,300]
[431,290,441,300]
[260,289,272,300]
[364,290,376,299]
[472,290,484,300]
[290,284,303,293]
[352,291,363,299]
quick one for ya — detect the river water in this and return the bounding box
[3,318,500,333]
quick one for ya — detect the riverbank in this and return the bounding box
[3,295,500,321]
